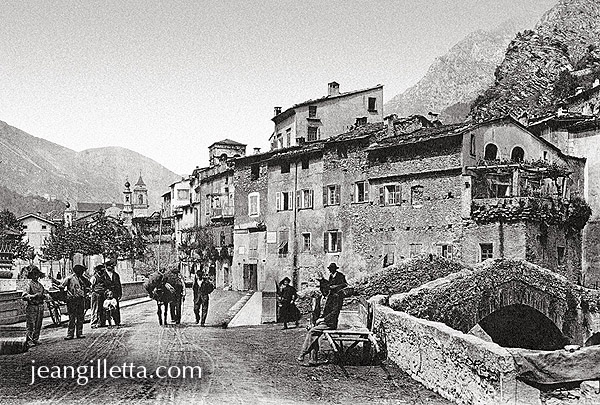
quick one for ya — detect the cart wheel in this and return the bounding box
[48,303,61,325]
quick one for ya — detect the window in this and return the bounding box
[41,225,47,230]
[543,151,549,161]
[484,143,498,160]
[281,162,290,173]
[354,181,369,203]
[383,244,395,267]
[470,134,476,156]
[355,117,367,126]
[368,97,377,112]
[324,185,340,206]
[302,233,311,252]
[379,184,401,205]
[220,231,226,247]
[557,246,565,266]
[249,233,258,259]
[248,192,260,216]
[308,105,317,118]
[409,243,422,258]
[337,145,348,158]
[251,164,260,180]
[276,191,294,211]
[411,185,424,206]
[278,229,289,256]
[511,146,525,163]
[286,129,291,147]
[307,126,318,141]
[177,189,189,201]
[437,244,453,259]
[480,243,493,261]
[23,225,28,229]
[277,134,283,149]
[324,230,342,253]
[301,158,309,170]
[297,189,314,209]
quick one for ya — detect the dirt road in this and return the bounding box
[0,290,449,404]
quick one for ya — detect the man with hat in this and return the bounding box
[192,271,214,326]
[61,264,91,340]
[297,263,347,366]
[22,265,48,346]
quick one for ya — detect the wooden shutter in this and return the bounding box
[350,185,355,203]
[323,186,328,207]
[289,192,294,210]
[436,245,442,257]
[395,185,401,205]
[364,182,369,202]
[379,186,385,205]
[448,245,453,260]
[323,232,329,252]
[297,190,301,209]
[337,231,343,252]
[309,189,314,208]
[276,192,281,211]
[334,185,340,205]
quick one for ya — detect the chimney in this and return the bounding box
[328,82,340,96]
[274,107,282,116]
[385,114,397,136]
[253,147,261,154]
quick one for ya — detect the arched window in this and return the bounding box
[484,144,498,160]
[511,146,525,163]
[138,194,144,205]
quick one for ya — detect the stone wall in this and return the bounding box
[371,300,541,405]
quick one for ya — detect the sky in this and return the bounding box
[0,0,557,176]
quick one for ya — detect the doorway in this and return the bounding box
[243,264,258,290]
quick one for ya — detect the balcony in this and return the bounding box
[210,206,234,221]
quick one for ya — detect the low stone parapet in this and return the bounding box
[371,303,541,405]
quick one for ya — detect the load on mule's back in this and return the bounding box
[143,264,185,325]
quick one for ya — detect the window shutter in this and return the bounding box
[350,185,355,203]
[395,185,401,205]
[337,231,343,252]
[335,185,340,205]
[323,186,328,207]
[448,245,453,260]
[379,187,385,205]
[276,192,282,211]
[364,183,369,202]
[297,190,302,209]
[324,232,328,252]
[289,191,294,210]
[309,189,314,208]
[436,245,442,257]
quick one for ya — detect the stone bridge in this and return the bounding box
[388,259,600,349]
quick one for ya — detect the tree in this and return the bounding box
[0,208,33,262]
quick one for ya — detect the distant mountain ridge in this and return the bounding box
[384,19,530,123]
[0,120,180,212]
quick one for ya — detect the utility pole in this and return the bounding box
[292,160,299,289]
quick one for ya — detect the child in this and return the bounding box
[103,290,118,327]
[22,265,48,346]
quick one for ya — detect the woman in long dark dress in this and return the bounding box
[278,277,300,329]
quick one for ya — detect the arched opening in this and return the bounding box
[511,146,525,162]
[585,332,600,347]
[484,143,498,160]
[478,304,567,350]
[138,194,144,205]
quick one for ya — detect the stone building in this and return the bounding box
[270,82,384,150]
[233,115,586,292]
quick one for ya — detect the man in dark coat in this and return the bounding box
[193,272,214,326]
[165,264,185,324]
[297,263,347,366]
[103,260,122,326]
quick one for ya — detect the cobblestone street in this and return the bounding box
[0,290,449,405]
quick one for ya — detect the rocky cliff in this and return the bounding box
[384,20,527,123]
[471,0,600,120]
[0,120,180,211]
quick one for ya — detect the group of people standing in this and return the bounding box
[21,261,122,345]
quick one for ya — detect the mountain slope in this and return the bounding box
[0,120,180,211]
[384,20,527,123]
[471,0,600,120]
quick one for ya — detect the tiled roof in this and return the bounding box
[372,122,473,149]
[209,139,247,148]
[326,122,386,143]
[17,213,55,225]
